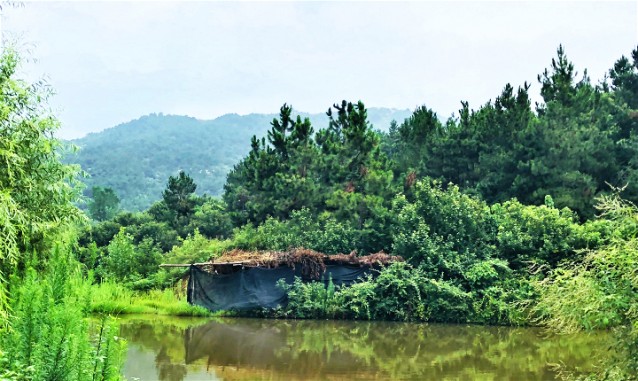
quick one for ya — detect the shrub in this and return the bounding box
[1,247,125,381]
[281,276,347,319]
[492,197,584,269]
[102,229,162,283]
[371,263,426,321]
[532,195,638,379]
[165,230,230,265]
[421,279,471,323]
[392,180,496,279]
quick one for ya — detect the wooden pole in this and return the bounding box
[159,261,251,268]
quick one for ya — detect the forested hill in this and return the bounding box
[67,108,411,211]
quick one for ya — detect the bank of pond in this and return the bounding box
[119,315,611,381]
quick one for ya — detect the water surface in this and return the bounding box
[119,316,610,381]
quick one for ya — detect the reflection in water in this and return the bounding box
[119,316,611,381]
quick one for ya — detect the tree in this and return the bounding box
[524,46,619,218]
[608,45,638,204]
[223,101,396,251]
[473,83,535,203]
[224,104,320,225]
[87,186,120,221]
[187,198,233,239]
[316,100,380,188]
[0,48,83,327]
[537,45,579,111]
[162,171,197,219]
[0,48,82,281]
[385,105,442,182]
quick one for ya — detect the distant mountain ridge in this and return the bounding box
[67,107,412,211]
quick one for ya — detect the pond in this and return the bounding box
[119,316,611,381]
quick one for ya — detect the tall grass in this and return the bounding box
[89,281,210,317]
[0,246,126,381]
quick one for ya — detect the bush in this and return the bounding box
[229,208,362,254]
[101,229,161,283]
[371,263,426,321]
[275,263,481,323]
[334,276,376,320]
[532,195,638,379]
[392,180,496,279]
[421,279,471,323]
[278,277,340,319]
[491,197,585,269]
[1,247,125,381]
[164,230,230,264]
[187,198,233,239]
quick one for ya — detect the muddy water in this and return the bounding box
[119,316,611,381]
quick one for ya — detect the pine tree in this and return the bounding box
[163,171,197,219]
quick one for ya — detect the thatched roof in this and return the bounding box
[213,248,400,267]
[161,248,403,279]
[166,248,402,279]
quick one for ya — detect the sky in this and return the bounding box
[4,1,637,139]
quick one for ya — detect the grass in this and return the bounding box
[89,281,211,317]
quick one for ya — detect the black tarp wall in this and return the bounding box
[187,264,375,312]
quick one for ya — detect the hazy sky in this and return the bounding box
[5,1,637,139]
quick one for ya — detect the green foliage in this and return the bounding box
[163,171,197,220]
[383,45,638,219]
[68,109,410,211]
[224,105,321,225]
[186,198,233,239]
[0,46,128,380]
[370,263,426,321]
[223,101,396,253]
[470,276,535,326]
[392,179,496,279]
[230,208,361,254]
[0,48,83,295]
[278,263,478,323]
[421,279,471,323]
[102,229,161,283]
[78,178,231,283]
[533,195,638,380]
[332,277,376,320]
[533,196,638,333]
[463,258,511,289]
[164,230,230,265]
[77,208,179,274]
[229,206,393,255]
[389,106,441,179]
[491,197,586,269]
[88,186,120,222]
[124,219,179,252]
[1,247,125,381]
[278,277,340,320]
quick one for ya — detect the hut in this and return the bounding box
[161,248,402,312]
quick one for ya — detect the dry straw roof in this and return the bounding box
[189,248,404,279]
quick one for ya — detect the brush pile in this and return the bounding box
[205,248,403,279]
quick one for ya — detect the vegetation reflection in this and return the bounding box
[120,317,610,381]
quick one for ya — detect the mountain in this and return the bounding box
[67,108,412,211]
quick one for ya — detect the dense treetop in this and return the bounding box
[67,109,411,211]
